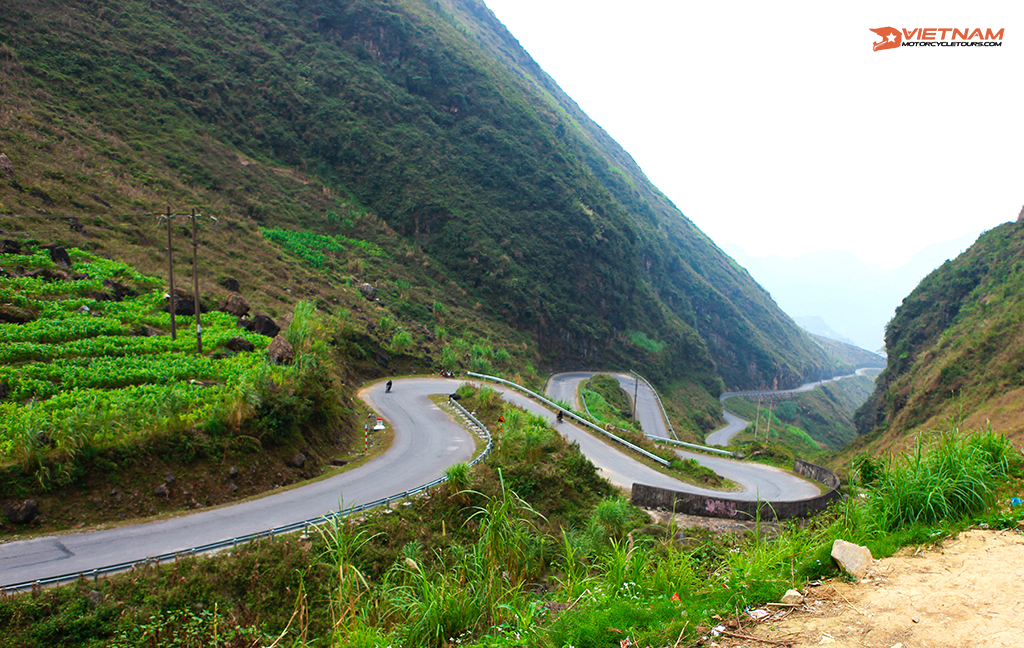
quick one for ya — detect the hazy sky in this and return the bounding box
[482,1,1023,269]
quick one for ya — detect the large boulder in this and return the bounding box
[44,245,72,268]
[266,335,295,365]
[164,289,208,316]
[225,336,255,352]
[219,277,241,292]
[3,499,39,525]
[0,303,36,324]
[219,292,250,317]
[1,239,21,254]
[239,314,280,337]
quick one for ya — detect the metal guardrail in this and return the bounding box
[645,434,735,456]
[574,373,733,457]
[1,396,492,594]
[466,372,670,467]
[568,370,733,458]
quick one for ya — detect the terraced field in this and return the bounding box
[0,246,275,484]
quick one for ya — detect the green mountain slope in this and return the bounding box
[1,0,845,395]
[855,220,1024,450]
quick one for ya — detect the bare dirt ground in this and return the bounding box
[713,526,1024,648]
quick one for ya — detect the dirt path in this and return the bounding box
[717,527,1024,648]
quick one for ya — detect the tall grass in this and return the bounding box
[856,427,1013,533]
[313,515,378,640]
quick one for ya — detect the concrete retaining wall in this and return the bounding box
[630,460,842,521]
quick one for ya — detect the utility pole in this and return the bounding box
[632,372,639,419]
[190,208,203,354]
[754,398,762,441]
[765,400,774,442]
[165,205,177,340]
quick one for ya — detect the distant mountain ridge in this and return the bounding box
[795,316,858,347]
[0,0,854,394]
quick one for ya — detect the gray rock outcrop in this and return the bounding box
[0,153,14,179]
[358,283,376,300]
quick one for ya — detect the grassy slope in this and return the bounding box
[853,221,1024,455]
[438,0,841,391]
[0,0,848,396]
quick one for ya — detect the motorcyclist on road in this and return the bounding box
[386,380,393,393]
[556,410,563,423]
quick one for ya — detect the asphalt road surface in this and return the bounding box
[0,378,472,588]
[705,411,749,446]
[543,372,819,502]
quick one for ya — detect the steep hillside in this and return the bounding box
[0,0,845,395]
[855,219,1024,450]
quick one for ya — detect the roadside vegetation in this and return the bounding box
[0,244,548,533]
[580,374,637,432]
[2,397,1020,648]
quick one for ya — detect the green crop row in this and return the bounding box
[0,382,227,460]
[0,351,268,401]
[0,324,269,363]
[26,291,166,320]
[0,314,132,344]
[0,246,298,479]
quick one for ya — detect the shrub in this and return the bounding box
[391,329,413,354]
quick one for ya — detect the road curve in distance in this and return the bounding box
[484,382,744,497]
[543,373,819,501]
[709,371,863,446]
[705,411,748,446]
[546,371,670,438]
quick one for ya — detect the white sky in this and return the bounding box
[481,0,1023,269]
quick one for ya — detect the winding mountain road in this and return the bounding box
[1,373,820,588]
[544,372,818,502]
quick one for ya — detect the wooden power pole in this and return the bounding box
[190,208,203,354]
[165,205,176,340]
